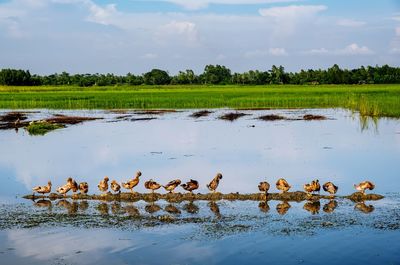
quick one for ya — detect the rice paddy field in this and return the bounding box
[1,84,400,117]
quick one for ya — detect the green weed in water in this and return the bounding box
[26,121,64,136]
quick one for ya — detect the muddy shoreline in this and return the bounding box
[23,191,384,203]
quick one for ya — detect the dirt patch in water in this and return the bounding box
[133,110,178,115]
[303,114,327,121]
[258,114,287,121]
[130,117,157,122]
[219,112,249,121]
[45,114,101,125]
[190,110,213,118]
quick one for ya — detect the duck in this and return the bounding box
[208,201,221,218]
[79,182,89,194]
[122,171,141,193]
[181,179,199,193]
[163,179,181,193]
[111,180,121,194]
[69,178,79,194]
[207,173,223,193]
[56,178,73,197]
[276,178,291,193]
[354,181,375,194]
[303,179,320,195]
[258,181,270,194]
[313,180,321,194]
[32,181,52,196]
[144,179,162,193]
[98,176,109,194]
[323,182,338,197]
[34,199,52,209]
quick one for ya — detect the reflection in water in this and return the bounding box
[111,202,123,215]
[123,204,140,217]
[303,201,321,215]
[33,199,52,211]
[323,200,338,213]
[276,201,291,215]
[56,200,78,215]
[165,204,181,215]
[208,201,221,219]
[183,201,199,214]
[145,203,161,214]
[359,115,379,133]
[258,201,270,213]
[97,203,109,215]
[355,202,375,214]
[78,200,89,212]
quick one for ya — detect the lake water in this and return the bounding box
[0,109,399,265]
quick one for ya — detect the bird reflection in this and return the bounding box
[276,201,291,215]
[111,202,123,215]
[78,201,89,212]
[208,201,221,219]
[33,199,52,211]
[323,200,338,213]
[183,201,199,214]
[258,201,270,213]
[354,202,375,214]
[303,201,321,215]
[56,200,78,215]
[165,204,181,215]
[123,204,140,217]
[145,203,162,214]
[97,203,109,215]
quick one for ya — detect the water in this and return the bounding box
[0,108,399,265]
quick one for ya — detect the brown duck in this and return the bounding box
[303,180,320,195]
[181,179,199,193]
[79,182,89,194]
[163,179,181,193]
[258,181,270,194]
[207,173,223,193]
[354,181,375,194]
[98,176,109,194]
[144,179,162,193]
[56,178,73,197]
[111,180,121,194]
[69,178,79,194]
[323,182,338,197]
[276,178,291,193]
[32,181,52,196]
[122,171,141,193]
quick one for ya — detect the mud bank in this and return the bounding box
[23,191,384,203]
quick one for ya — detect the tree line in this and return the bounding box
[1,64,400,86]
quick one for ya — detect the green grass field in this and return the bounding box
[1,84,400,118]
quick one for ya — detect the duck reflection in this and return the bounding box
[123,204,140,217]
[78,201,89,212]
[276,201,291,215]
[183,201,199,214]
[56,200,78,215]
[145,203,162,214]
[303,201,321,215]
[33,199,52,211]
[354,202,375,214]
[258,201,270,213]
[208,201,221,219]
[111,202,123,215]
[323,200,338,213]
[165,204,181,215]
[97,203,109,215]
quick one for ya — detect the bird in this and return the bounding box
[144,179,162,193]
[122,171,141,193]
[111,180,121,194]
[323,182,338,197]
[313,180,321,194]
[56,184,71,197]
[354,181,375,194]
[258,181,270,194]
[303,179,320,195]
[98,176,109,194]
[181,179,199,193]
[276,178,291,193]
[258,201,270,213]
[69,178,79,194]
[32,181,52,196]
[163,179,181,193]
[79,182,89,194]
[207,173,223,193]
[208,201,221,218]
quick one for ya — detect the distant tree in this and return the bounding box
[171,69,198,84]
[200,65,231,84]
[0,69,32,85]
[143,69,171,85]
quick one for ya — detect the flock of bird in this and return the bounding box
[32,171,376,197]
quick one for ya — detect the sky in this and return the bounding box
[0,0,399,75]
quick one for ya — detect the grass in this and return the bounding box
[1,84,400,118]
[26,121,64,136]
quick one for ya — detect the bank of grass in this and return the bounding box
[26,121,64,135]
[1,84,400,118]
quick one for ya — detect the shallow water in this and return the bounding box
[0,108,399,264]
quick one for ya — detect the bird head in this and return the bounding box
[136,171,142,177]
[48,181,52,186]
[104,176,109,181]
[67,177,73,182]
[217,173,223,179]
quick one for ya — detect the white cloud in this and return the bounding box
[337,19,366,27]
[259,5,327,18]
[269,47,288,56]
[337,43,374,55]
[156,21,198,43]
[390,48,400,54]
[165,0,301,10]
[305,48,329,54]
[244,47,287,58]
[141,53,158,59]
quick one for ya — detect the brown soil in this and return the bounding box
[190,110,213,118]
[130,117,157,121]
[45,114,101,125]
[133,110,178,115]
[219,112,249,121]
[303,114,327,120]
[258,114,287,121]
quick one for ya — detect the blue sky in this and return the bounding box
[0,0,399,74]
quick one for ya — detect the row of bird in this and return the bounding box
[32,171,376,196]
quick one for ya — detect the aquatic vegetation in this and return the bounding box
[26,121,64,135]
